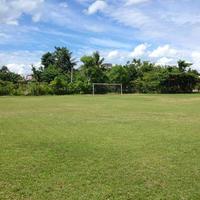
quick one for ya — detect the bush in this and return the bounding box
[133,72,162,93]
[0,81,15,96]
[12,83,27,96]
[50,77,68,95]
[11,82,52,96]
[73,81,92,94]
[26,82,52,96]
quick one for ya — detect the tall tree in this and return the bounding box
[178,60,192,72]
[32,66,43,82]
[41,52,55,68]
[0,66,22,83]
[107,65,128,85]
[92,51,104,68]
[54,47,76,73]
[80,52,107,83]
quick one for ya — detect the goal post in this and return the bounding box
[92,83,123,95]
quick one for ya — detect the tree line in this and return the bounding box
[0,47,200,96]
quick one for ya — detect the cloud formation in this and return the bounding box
[130,44,148,58]
[149,45,177,58]
[1,0,200,73]
[86,0,107,15]
[0,0,44,25]
[125,0,150,6]
[0,50,43,75]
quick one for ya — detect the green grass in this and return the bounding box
[1,94,200,200]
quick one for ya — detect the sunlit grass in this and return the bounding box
[1,94,200,199]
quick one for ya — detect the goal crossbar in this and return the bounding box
[92,83,123,95]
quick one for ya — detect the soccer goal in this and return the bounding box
[92,83,123,95]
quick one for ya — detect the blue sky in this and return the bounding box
[0,0,200,74]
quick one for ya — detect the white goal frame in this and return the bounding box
[92,83,123,95]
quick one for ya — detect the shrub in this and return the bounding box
[73,81,92,94]
[50,77,68,95]
[0,81,14,96]
[12,83,27,96]
[26,82,52,96]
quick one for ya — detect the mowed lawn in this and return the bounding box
[1,95,200,200]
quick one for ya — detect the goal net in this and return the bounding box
[92,83,123,95]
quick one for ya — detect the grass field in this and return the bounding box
[1,95,200,200]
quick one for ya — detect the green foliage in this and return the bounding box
[1,82,52,96]
[50,76,68,95]
[107,65,128,84]
[0,81,14,95]
[0,66,23,83]
[178,60,192,72]
[80,52,107,84]
[92,51,104,68]
[32,65,62,83]
[134,71,163,93]
[41,52,55,68]
[54,47,76,73]
[41,65,64,83]
[32,47,75,83]
[41,47,76,73]
[1,48,200,95]
[32,66,43,82]
[26,82,52,96]
[160,71,199,93]
[73,81,92,94]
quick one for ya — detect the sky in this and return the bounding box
[0,0,200,74]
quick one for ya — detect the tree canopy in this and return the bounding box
[0,47,200,95]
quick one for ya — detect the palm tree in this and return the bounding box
[178,60,192,72]
[93,51,104,68]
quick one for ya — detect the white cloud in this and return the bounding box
[0,51,43,75]
[125,0,150,6]
[130,43,148,58]
[86,0,107,15]
[89,37,131,49]
[103,44,189,67]
[104,44,149,65]
[107,50,120,59]
[83,24,106,32]
[32,1,110,33]
[149,45,177,58]
[156,57,173,66]
[191,52,200,71]
[0,32,10,39]
[1,46,200,75]
[7,63,31,75]
[1,0,200,73]
[104,50,127,64]
[191,52,200,61]
[0,0,44,25]
[32,13,42,22]
[59,2,68,8]
[107,7,151,29]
